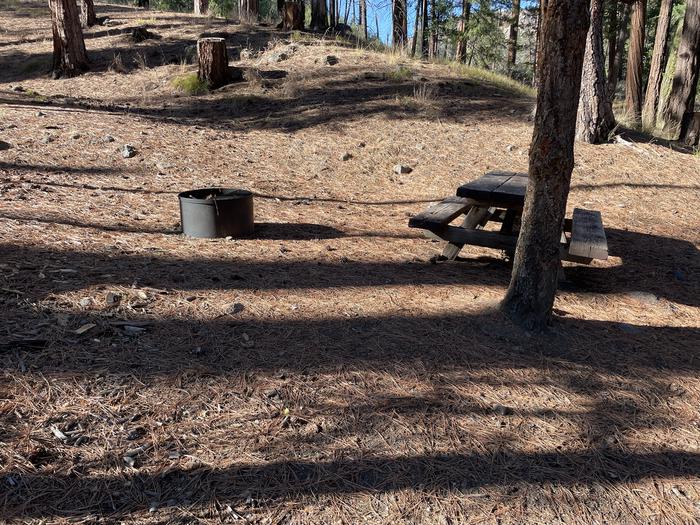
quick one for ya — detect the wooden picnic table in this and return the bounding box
[409,171,608,264]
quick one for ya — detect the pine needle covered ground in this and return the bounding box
[1,3,699,523]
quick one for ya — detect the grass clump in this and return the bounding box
[135,17,157,25]
[171,73,209,95]
[386,65,412,82]
[451,63,535,98]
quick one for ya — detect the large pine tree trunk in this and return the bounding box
[194,0,209,15]
[328,0,335,27]
[239,0,259,23]
[79,0,96,27]
[507,0,520,73]
[421,0,428,58]
[455,0,470,62]
[410,0,420,56]
[281,1,303,29]
[534,0,548,87]
[662,0,700,139]
[577,0,615,143]
[624,0,646,123]
[311,0,327,30]
[641,0,674,130]
[606,0,618,90]
[392,0,407,48]
[49,0,89,79]
[501,0,590,330]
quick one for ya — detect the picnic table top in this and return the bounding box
[456,171,527,208]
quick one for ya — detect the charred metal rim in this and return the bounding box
[178,188,253,202]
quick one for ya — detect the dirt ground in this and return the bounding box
[1,2,700,524]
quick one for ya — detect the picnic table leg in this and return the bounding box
[441,206,492,261]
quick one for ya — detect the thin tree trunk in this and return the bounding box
[455,0,470,62]
[642,0,674,130]
[429,0,437,58]
[507,0,521,73]
[392,0,407,48]
[534,0,548,87]
[610,2,630,99]
[79,0,96,27]
[375,12,379,41]
[501,0,590,330]
[607,0,618,87]
[328,0,335,27]
[344,0,351,25]
[577,0,616,143]
[194,0,208,15]
[662,0,700,139]
[311,0,327,30]
[421,0,428,58]
[49,0,89,79]
[359,0,367,38]
[411,0,421,56]
[624,0,646,123]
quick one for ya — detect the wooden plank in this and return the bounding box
[408,197,474,229]
[456,171,513,200]
[457,171,528,208]
[441,206,491,260]
[439,225,518,251]
[493,174,528,206]
[568,208,608,260]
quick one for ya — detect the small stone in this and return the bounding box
[40,135,52,144]
[340,152,352,161]
[393,164,412,174]
[123,456,136,468]
[0,140,11,150]
[506,144,515,152]
[494,405,513,416]
[35,111,46,117]
[103,134,115,143]
[5,124,17,129]
[11,85,25,92]
[148,503,158,513]
[70,132,80,139]
[155,161,173,172]
[78,297,92,308]
[227,302,245,315]
[106,291,121,306]
[357,141,366,148]
[325,55,339,65]
[121,144,136,158]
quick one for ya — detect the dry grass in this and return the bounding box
[1,3,700,525]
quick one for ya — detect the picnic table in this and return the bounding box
[408,171,608,264]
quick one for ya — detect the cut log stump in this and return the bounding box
[282,1,304,30]
[197,37,231,89]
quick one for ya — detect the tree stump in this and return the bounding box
[197,37,229,89]
[282,1,303,30]
[49,0,89,79]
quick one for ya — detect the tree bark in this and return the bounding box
[429,0,437,58]
[198,37,229,89]
[328,0,335,27]
[662,0,700,139]
[501,0,590,330]
[606,0,618,89]
[194,0,208,15]
[49,0,89,79]
[311,0,327,30]
[577,0,616,143]
[359,0,367,38]
[79,0,96,27]
[281,1,303,29]
[239,0,259,23]
[455,0,470,63]
[507,0,521,73]
[609,2,629,99]
[392,0,407,48]
[411,0,421,56]
[624,0,646,123]
[534,0,549,87]
[641,0,674,130]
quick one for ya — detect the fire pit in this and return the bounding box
[178,188,254,239]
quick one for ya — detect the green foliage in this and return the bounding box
[171,73,209,95]
[450,63,535,98]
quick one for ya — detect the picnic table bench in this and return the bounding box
[409,171,608,264]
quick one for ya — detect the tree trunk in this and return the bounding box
[642,0,674,130]
[624,0,646,123]
[455,0,470,62]
[606,0,618,89]
[411,0,420,56]
[507,0,521,73]
[282,1,303,29]
[501,0,590,330]
[392,0,407,48]
[198,37,229,89]
[609,2,629,99]
[239,0,259,23]
[79,0,96,27]
[49,0,89,79]
[194,0,208,15]
[421,0,428,58]
[359,0,367,38]
[311,0,327,30]
[429,0,437,58]
[577,0,616,143]
[662,0,700,139]
[534,0,549,87]
[328,0,335,27]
